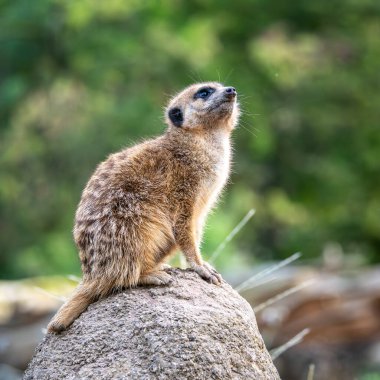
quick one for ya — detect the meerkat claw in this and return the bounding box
[203,262,223,283]
[192,264,222,286]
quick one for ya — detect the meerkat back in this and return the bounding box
[47,82,239,333]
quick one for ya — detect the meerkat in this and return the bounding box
[47,82,240,333]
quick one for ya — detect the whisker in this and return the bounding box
[223,68,235,84]
[239,124,258,137]
[186,72,199,84]
[187,70,204,83]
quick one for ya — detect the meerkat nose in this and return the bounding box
[225,87,237,98]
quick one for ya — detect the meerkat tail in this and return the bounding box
[47,282,102,334]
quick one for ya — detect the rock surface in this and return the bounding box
[24,269,279,380]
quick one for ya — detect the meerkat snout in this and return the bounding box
[224,87,237,99]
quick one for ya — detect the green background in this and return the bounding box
[1,0,379,278]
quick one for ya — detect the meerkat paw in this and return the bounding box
[203,262,223,282]
[191,262,222,285]
[138,270,173,286]
[159,263,172,271]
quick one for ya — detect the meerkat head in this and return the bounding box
[165,82,240,133]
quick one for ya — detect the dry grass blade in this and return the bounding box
[209,209,256,264]
[67,275,81,282]
[307,364,315,380]
[253,279,314,313]
[270,328,310,361]
[33,286,66,302]
[235,252,302,292]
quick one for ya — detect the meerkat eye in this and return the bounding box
[168,107,183,127]
[193,87,215,100]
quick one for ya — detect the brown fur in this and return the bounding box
[47,82,240,333]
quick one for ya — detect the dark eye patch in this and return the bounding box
[193,87,215,100]
[168,107,183,127]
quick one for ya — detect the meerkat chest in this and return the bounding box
[209,137,230,185]
[200,137,231,202]
[193,141,230,231]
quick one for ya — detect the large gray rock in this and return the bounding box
[24,269,279,380]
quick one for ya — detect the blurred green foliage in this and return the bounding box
[1,0,379,279]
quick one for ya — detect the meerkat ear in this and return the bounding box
[168,107,183,127]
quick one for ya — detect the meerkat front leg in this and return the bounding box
[174,215,222,285]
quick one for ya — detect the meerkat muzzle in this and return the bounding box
[224,87,237,99]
